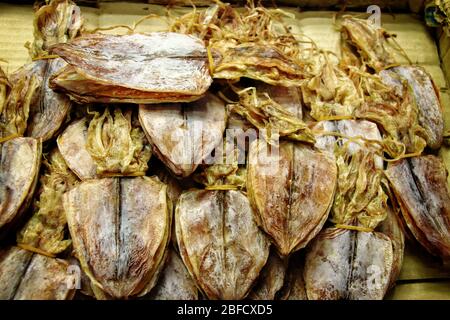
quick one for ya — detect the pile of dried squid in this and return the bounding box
[0,0,448,300]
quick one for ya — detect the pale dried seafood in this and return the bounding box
[57,117,97,180]
[228,87,315,145]
[17,148,79,255]
[256,84,303,120]
[249,251,286,300]
[1,0,79,142]
[0,64,40,141]
[26,58,72,141]
[171,2,315,86]
[176,189,270,300]
[31,0,83,58]
[1,59,72,142]
[86,108,151,176]
[57,108,151,178]
[304,227,394,300]
[147,249,198,300]
[376,207,405,289]
[385,155,450,260]
[139,93,226,178]
[194,140,247,189]
[247,139,337,256]
[63,177,171,299]
[0,246,74,300]
[50,33,212,103]
[301,54,362,121]
[390,66,444,149]
[0,138,41,233]
[341,16,397,71]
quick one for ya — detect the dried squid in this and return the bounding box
[228,87,315,145]
[304,120,402,300]
[385,155,450,260]
[139,93,226,178]
[50,33,212,103]
[0,138,41,233]
[249,251,287,300]
[63,177,171,299]
[171,2,314,86]
[17,148,79,255]
[175,189,270,300]
[0,65,40,141]
[57,108,151,178]
[0,246,75,300]
[247,139,337,256]
[0,0,82,142]
[31,0,83,58]
[390,66,444,149]
[341,16,397,72]
[147,248,198,300]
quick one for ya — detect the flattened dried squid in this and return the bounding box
[247,140,337,256]
[147,248,198,300]
[176,189,269,300]
[0,246,74,300]
[63,177,171,299]
[0,138,41,233]
[50,33,212,103]
[385,155,450,260]
[139,93,226,178]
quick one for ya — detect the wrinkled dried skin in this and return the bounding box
[0,246,33,299]
[176,190,270,300]
[304,228,352,300]
[17,148,79,255]
[211,41,308,86]
[50,33,212,103]
[86,108,151,176]
[31,0,83,58]
[304,228,393,300]
[139,93,226,178]
[229,87,315,144]
[0,246,74,300]
[336,120,383,169]
[392,66,444,149]
[377,207,405,289]
[2,59,71,142]
[312,120,338,155]
[26,58,72,141]
[249,251,286,300]
[256,84,303,119]
[148,249,198,300]
[385,156,450,259]
[57,118,97,180]
[0,138,41,231]
[64,177,170,299]
[341,17,396,72]
[1,63,41,140]
[347,231,393,300]
[247,140,337,256]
